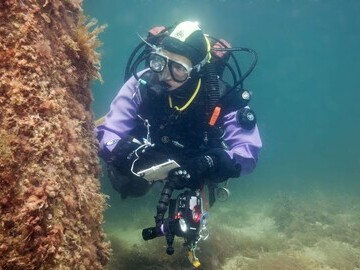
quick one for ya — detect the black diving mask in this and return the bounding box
[149,52,193,83]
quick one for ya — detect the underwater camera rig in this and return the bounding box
[142,180,208,268]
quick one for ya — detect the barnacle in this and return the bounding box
[0,132,14,160]
[24,195,46,212]
[34,38,52,59]
[40,13,51,23]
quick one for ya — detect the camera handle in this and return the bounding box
[157,180,176,254]
[142,180,176,254]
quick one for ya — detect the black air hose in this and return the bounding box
[203,62,220,118]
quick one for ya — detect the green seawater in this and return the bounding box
[84,1,360,269]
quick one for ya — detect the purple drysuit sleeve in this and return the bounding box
[220,111,262,176]
[96,75,262,176]
[95,75,142,158]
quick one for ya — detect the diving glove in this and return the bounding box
[168,168,192,190]
[166,155,216,190]
[205,148,241,180]
[110,137,142,170]
[185,149,241,184]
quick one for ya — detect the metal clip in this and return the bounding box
[203,131,208,144]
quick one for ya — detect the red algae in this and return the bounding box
[0,0,110,269]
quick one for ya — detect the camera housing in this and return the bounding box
[142,187,205,255]
[169,190,203,240]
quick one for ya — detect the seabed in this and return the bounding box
[102,188,360,270]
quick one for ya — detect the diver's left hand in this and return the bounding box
[184,149,241,182]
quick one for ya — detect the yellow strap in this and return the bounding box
[94,116,105,127]
[168,78,202,112]
[96,78,202,127]
[168,95,173,108]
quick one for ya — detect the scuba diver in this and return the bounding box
[95,21,262,267]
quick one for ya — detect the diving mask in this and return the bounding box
[149,52,193,83]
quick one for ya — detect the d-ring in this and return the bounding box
[216,187,230,202]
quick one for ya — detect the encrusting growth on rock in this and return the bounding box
[0,0,110,269]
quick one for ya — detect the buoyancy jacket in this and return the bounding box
[96,70,262,176]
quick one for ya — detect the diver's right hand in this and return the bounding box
[167,168,191,190]
[111,138,167,170]
[110,137,142,167]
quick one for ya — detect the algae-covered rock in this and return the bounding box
[0,1,110,269]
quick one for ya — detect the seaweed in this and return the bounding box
[0,0,110,268]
